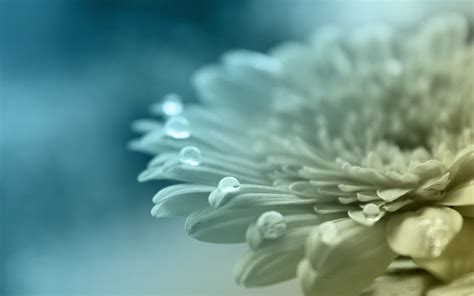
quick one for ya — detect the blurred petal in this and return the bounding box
[361,270,437,296]
[426,272,474,296]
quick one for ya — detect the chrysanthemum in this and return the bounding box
[130,14,474,295]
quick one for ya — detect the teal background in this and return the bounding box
[1,1,472,295]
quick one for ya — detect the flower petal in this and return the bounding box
[151,184,214,217]
[235,226,312,287]
[209,185,315,209]
[185,207,313,244]
[426,272,474,296]
[377,188,412,202]
[348,209,386,226]
[234,248,303,287]
[246,212,345,250]
[416,173,450,199]
[361,270,437,296]
[439,180,474,206]
[414,218,474,282]
[453,206,474,218]
[386,207,463,259]
[298,219,397,296]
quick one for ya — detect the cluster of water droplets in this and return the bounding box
[159,93,191,140]
[256,211,287,240]
[156,94,204,167]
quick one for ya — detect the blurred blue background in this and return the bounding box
[1,1,472,295]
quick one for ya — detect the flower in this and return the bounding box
[130,14,474,296]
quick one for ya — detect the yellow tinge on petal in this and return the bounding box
[426,272,474,296]
[415,218,474,282]
[386,206,463,259]
[439,180,474,207]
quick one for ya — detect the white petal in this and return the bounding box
[298,219,397,296]
[414,218,474,282]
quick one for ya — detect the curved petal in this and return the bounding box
[185,208,263,244]
[235,226,311,287]
[439,180,474,206]
[377,188,412,202]
[386,207,463,259]
[414,218,474,282]
[150,184,214,217]
[185,206,313,244]
[209,184,315,209]
[298,219,397,296]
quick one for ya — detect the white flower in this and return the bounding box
[130,14,474,296]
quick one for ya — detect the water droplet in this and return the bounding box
[424,218,450,257]
[179,146,202,166]
[363,203,381,219]
[164,116,190,139]
[218,177,240,193]
[161,93,183,116]
[256,211,287,240]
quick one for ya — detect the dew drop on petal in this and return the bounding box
[363,203,381,219]
[256,211,287,240]
[218,177,240,193]
[161,93,183,116]
[164,116,190,139]
[424,218,450,257]
[179,146,202,166]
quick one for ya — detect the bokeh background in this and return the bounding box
[1,1,473,295]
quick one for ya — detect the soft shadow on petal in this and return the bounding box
[453,206,474,218]
[298,219,397,296]
[426,272,474,296]
[361,270,438,296]
[414,218,474,282]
